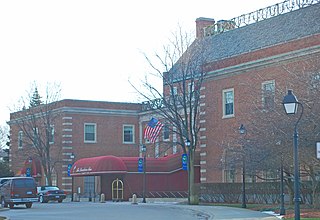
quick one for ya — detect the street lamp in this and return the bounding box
[239,124,247,208]
[141,145,147,203]
[282,90,303,220]
[185,139,191,204]
[70,153,75,202]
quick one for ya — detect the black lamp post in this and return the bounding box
[185,139,191,205]
[70,153,75,202]
[282,90,303,220]
[239,124,247,208]
[141,145,147,203]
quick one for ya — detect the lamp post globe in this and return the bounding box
[283,90,299,114]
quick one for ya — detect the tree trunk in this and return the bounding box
[189,149,199,205]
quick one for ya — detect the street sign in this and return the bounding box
[26,167,31,177]
[182,154,188,171]
[138,157,144,172]
[67,164,73,176]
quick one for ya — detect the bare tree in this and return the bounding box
[0,125,9,151]
[229,54,320,206]
[132,27,212,205]
[9,82,62,185]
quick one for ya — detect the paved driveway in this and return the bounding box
[1,201,279,220]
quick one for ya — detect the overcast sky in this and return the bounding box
[0,0,282,126]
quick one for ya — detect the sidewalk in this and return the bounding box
[169,204,280,220]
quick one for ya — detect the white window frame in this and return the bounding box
[123,124,134,144]
[222,88,235,118]
[84,123,97,143]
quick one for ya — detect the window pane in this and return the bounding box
[18,131,23,148]
[123,125,133,143]
[163,124,169,140]
[262,81,275,110]
[225,103,234,115]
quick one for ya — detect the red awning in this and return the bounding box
[71,155,128,176]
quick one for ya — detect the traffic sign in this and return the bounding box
[138,157,144,172]
[182,154,188,170]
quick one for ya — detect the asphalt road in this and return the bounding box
[1,201,279,220]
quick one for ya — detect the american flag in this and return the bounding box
[144,117,164,143]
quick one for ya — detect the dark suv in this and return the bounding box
[0,177,38,209]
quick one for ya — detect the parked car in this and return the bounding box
[0,177,38,209]
[37,186,67,203]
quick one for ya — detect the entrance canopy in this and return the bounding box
[71,153,198,177]
[71,155,128,176]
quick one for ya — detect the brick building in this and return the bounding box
[8,1,320,200]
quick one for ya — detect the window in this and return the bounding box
[84,123,96,143]
[163,124,170,140]
[49,125,54,144]
[224,168,235,183]
[172,87,177,95]
[123,125,134,144]
[18,131,23,149]
[188,82,194,97]
[262,80,275,110]
[222,88,234,117]
[33,127,39,147]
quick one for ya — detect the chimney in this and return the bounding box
[195,17,215,38]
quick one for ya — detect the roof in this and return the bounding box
[204,3,320,62]
[168,4,320,82]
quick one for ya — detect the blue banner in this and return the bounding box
[67,164,72,176]
[182,154,188,171]
[138,158,144,172]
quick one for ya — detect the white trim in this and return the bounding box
[200,152,207,156]
[200,177,207,182]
